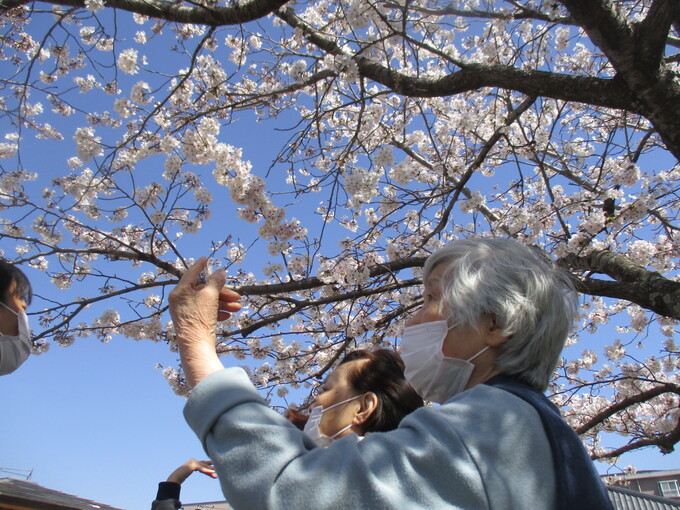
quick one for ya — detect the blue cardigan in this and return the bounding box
[185,367,560,509]
[486,375,613,510]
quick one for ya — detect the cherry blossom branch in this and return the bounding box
[236,256,427,296]
[230,278,420,338]
[179,69,336,124]
[591,421,680,458]
[33,280,171,341]
[388,132,505,233]
[395,2,576,25]
[120,26,217,151]
[5,233,182,277]
[413,95,536,252]
[575,382,680,435]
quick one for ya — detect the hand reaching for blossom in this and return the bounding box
[169,257,241,388]
[166,458,217,485]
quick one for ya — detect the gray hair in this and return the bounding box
[423,237,578,391]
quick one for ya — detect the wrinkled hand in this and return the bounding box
[169,257,241,340]
[169,257,242,387]
[167,458,217,484]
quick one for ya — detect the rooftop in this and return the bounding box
[0,477,123,510]
[608,485,680,510]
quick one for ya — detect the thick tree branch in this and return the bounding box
[275,6,639,113]
[559,250,680,320]
[558,0,637,58]
[634,0,678,71]
[560,0,680,161]
[1,0,290,25]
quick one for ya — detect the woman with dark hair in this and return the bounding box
[0,259,33,375]
[288,348,424,446]
[152,349,423,509]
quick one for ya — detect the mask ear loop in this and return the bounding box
[322,393,363,412]
[466,345,490,363]
[329,423,354,440]
[320,394,365,440]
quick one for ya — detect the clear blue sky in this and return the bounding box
[2,335,229,509]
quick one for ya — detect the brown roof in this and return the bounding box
[0,477,123,510]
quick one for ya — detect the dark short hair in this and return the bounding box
[286,348,424,434]
[339,348,424,434]
[0,259,32,306]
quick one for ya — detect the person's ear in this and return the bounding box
[485,318,510,348]
[353,392,379,426]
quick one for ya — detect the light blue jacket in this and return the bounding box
[184,367,555,510]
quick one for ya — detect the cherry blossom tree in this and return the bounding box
[0,0,678,468]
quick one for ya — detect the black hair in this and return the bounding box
[286,348,424,434]
[339,348,424,434]
[0,259,32,306]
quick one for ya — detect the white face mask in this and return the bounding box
[400,320,489,404]
[0,300,32,376]
[303,394,363,447]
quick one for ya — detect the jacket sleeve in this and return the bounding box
[183,367,491,510]
[150,481,181,510]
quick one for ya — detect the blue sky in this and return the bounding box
[2,334,228,509]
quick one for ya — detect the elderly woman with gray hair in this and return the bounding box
[169,237,613,510]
